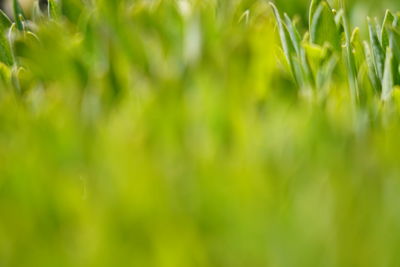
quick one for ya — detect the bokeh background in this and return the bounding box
[1,0,400,267]
[275,0,399,16]
[272,0,399,27]
[1,0,398,25]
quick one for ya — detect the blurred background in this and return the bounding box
[0,0,399,28]
[274,0,400,17]
[247,0,400,27]
[1,0,399,17]
[1,0,400,266]
[272,0,399,35]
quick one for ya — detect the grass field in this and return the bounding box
[1,0,400,266]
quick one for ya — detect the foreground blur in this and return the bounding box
[1,1,400,267]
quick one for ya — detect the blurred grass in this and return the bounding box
[274,0,400,23]
[1,0,400,266]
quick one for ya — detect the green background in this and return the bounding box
[1,0,400,266]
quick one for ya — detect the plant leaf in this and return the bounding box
[0,10,12,32]
[310,1,340,50]
[48,0,62,20]
[350,27,364,70]
[368,17,385,81]
[283,13,301,57]
[13,0,25,31]
[309,0,322,31]
[364,41,381,93]
[269,2,297,83]
[382,47,394,101]
[0,31,13,66]
[381,10,395,49]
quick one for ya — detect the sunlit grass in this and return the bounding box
[1,0,400,266]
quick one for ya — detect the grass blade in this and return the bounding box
[341,8,359,103]
[382,47,394,101]
[368,17,385,81]
[0,33,13,66]
[381,10,395,49]
[309,0,322,31]
[364,41,381,92]
[269,2,297,83]
[310,1,340,50]
[13,0,25,31]
[48,0,62,20]
[0,10,12,32]
[283,13,301,57]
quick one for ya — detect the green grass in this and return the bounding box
[271,0,400,105]
[1,0,400,266]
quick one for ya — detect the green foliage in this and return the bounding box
[48,0,61,19]
[1,0,400,266]
[13,0,26,30]
[272,1,400,104]
[0,9,12,30]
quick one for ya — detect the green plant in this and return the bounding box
[2,1,400,266]
[270,0,400,105]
